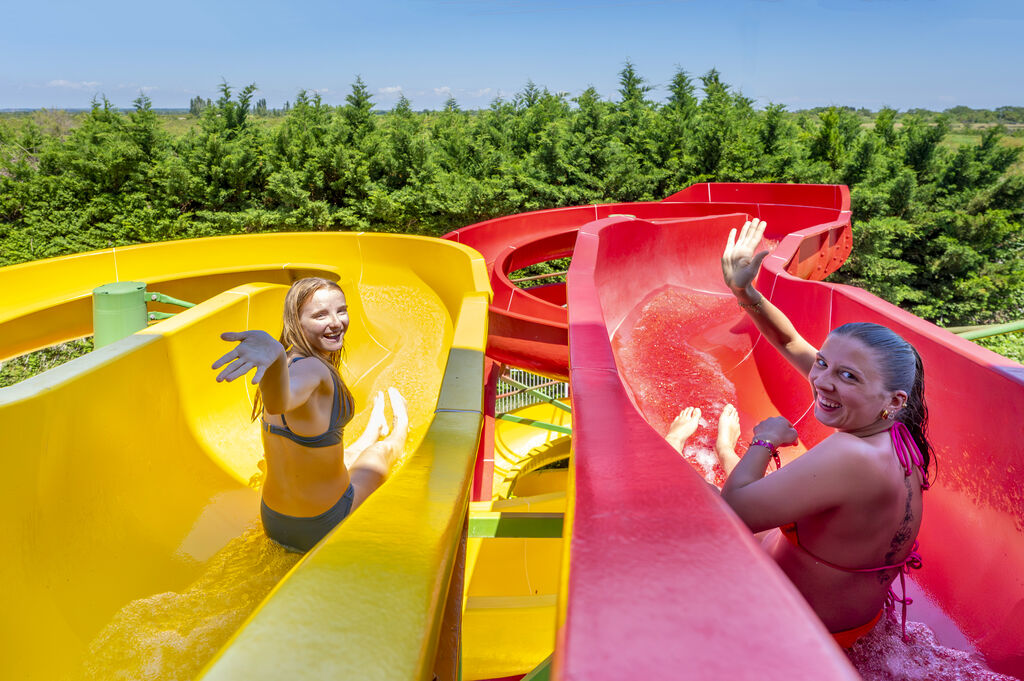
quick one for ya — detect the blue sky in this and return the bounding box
[2,0,1021,111]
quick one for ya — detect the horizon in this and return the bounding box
[2,101,1023,116]
[2,0,1022,111]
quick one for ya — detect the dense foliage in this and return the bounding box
[1,68,1021,344]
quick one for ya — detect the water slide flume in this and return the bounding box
[450,183,1024,679]
[0,233,490,680]
[563,189,1024,679]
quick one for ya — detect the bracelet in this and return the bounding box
[737,296,763,311]
[750,438,782,470]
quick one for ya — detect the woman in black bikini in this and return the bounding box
[213,277,408,552]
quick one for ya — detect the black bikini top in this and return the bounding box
[261,357,354,447]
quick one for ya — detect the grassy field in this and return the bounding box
[0,109,287,137]
[4,107,1024,143]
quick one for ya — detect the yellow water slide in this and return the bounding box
[0,233,490,680]
[463,400,571,680]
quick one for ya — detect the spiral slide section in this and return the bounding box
[0,233,490,681]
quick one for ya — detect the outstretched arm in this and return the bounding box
[722,219,818,377]
[212,330,322,414]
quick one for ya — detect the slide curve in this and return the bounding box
[0,233,490,680]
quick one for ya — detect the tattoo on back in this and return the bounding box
[880,476,914,584]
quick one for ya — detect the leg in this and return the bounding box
[364,389,389,439]
[666,406,701,454]
[344,390,389,468]
[349,387,409,510]
[715,403,742,476]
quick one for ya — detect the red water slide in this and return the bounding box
[448,183,1024,679]
[443,184,851,380]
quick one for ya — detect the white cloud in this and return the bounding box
[47,79,101,89]
[312,88,330,94]
[471,88,492,98]
[434,86,453,96]
[379,85,402,94]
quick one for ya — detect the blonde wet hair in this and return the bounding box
[251,277,347,421]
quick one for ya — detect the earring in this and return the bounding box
[880,409,890,420]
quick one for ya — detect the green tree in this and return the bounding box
[343,76,375,140]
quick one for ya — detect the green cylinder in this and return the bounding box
[92,281,148,348]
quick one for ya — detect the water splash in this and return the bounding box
[351,282,449,469]
[73,523,300,681]
[847,613,1018,681]
[613,287,740,486]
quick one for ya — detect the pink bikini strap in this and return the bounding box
[888,422,928,639]
[885,541,923,642]
[796,539,924,642]
[891,422,930,490]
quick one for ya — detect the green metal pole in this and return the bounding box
[147,291,196,308]
[92,281,147,348]
[496,413,572,435]
[468,512,564,538]
[956,319,1024,340]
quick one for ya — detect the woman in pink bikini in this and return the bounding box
[669,219,932,648]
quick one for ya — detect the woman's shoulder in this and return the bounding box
[817,430,901,482]
[810,432,890,475]
[815,431,876,454]
[287,354,334,383]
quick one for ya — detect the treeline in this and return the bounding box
[190,94,280,117]
[1,66,1021,333]
[798,105,1024,126]
[942,106,1024,125]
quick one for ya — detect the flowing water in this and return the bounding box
[613,286,746,487]
[847,612,1017,680]
[72,524,300,681]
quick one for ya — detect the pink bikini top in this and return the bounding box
[781,422,929,641]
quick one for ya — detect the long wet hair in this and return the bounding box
[829,322,932,476]
[251,277,347,421]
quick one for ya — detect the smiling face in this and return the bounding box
[809,333,907,436]
[298,287,349,355]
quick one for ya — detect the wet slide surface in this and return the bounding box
[453,183,1024,680]
[0,233,489,680]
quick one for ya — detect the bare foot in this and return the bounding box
[386,387,409,442]
[366,390,389,440]
[715,404,742,476]
[666,406,701,454]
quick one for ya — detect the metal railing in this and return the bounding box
[496,367,569,414]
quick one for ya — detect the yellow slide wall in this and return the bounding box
[0,233,489,680]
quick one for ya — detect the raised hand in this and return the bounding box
[212,330,284,384]
[722,218,770,293]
